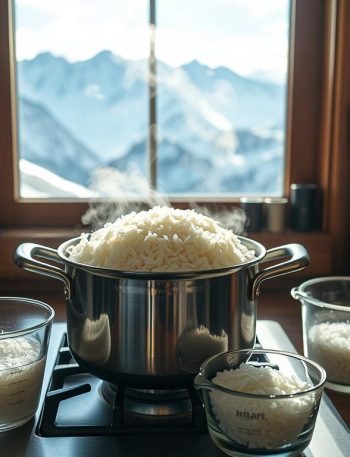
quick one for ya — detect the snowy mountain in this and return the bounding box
[18,51,148,160]
[20,159,97,198]
[109,138,212,193]
[180,60,284,129]
[17,51,286,195]
[18,97,99,186]
[110,134,282,194]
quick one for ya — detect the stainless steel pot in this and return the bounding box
[15,237,309,388]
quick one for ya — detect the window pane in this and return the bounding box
[156,0,290,196]
[15,0,149,198]
[14,0,289,199]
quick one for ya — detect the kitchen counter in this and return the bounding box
[13,288,350,429]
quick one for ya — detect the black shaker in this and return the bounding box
[240,197,264,232]
[290,184,321,231]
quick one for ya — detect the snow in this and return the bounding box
[20,160,97,198]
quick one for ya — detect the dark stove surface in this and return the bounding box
[0,322,349,457]
[37,333,207,437]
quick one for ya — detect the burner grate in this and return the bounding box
[37,334,207,437]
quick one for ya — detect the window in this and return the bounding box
[1,0,349,279]
[13,0,289,199]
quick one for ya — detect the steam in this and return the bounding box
[189,203,247,235]
[82,167,169,229]
[81,166,247,235]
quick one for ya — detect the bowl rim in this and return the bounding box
[0,296,55,339]
[292,276,350,311]
[195,348,327,399]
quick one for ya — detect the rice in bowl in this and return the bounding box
[68,206,255,272]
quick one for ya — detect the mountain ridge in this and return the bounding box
[17,50,286,195]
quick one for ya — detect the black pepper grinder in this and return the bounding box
[290,184,321,232]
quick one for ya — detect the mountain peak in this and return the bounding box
[88,50,123,65]
[93,50,113,59]
[182,59,215,81]
[185,59,203,67]
[215,64,240,79]
[30,52,68,65]
[183,59,208,71]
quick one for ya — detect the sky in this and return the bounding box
[15,0,290,82]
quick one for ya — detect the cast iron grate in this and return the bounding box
[36,334,207,437]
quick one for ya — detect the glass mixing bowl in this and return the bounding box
[292,276,350,393]
[0,297,54,431]
[194,349,326,457]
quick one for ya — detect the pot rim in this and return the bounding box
[56,235,266,280]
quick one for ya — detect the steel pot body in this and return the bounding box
[15,238,309,388]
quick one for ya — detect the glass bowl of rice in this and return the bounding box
[292,276,350,393]
[194,349,326,457]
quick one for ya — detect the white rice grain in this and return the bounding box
[308,321,350,384]
[210,363,314,449]
[68,206,255,271]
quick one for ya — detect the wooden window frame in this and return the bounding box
[1,0,350,286]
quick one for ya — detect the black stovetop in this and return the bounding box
[0,321,349,457]
[37,332,207,437]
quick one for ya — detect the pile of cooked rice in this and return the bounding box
[308,321,350,384]
[68,206,255,272]
[210,363,315,449]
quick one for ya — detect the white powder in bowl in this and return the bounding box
[68,206,255,272]
[210,363,314,449]
[0,336,46,427]
[308,321,350,384]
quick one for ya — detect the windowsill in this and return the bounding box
[0,227,333,289]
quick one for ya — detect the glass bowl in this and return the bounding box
[292,276,350,393]
[194,349,326,457]
[0,297,54,431]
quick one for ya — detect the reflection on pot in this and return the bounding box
[71,314,111,366]
[177,325,228,373]
[240,311,255,345]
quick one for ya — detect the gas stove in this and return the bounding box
[37,331,207,437]
[0,321,349,457]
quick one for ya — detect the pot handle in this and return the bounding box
[249,243,309,300]
[14,243,71,299]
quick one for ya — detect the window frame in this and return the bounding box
[1,0,349,277]
[0,0,325,222]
